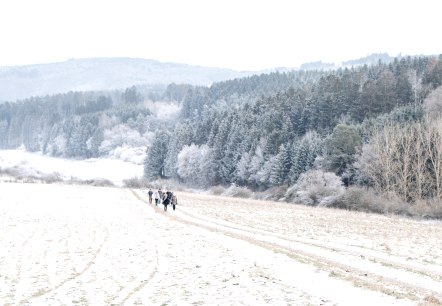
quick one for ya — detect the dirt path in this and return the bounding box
[1,183,441,305]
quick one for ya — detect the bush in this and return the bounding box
[0,166,21,178]
[285,170,344,206]
[409,199,442,219]
[42,172,63,184]
[222,184,252,198]
[88,178,115,187]
[253,185,288,201]
[334,187,409,215]
[123,177,150,188]
[209,185,226,196]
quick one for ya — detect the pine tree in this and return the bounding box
[324,124,361,175]
[144,129,171,179]
[269,144,291,186]
[236,152,252,185]
[164,121,194,179]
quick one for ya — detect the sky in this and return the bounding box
[0,0,441,71]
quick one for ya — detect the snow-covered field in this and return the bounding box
[0,149,142,186]
[1,181,441,305]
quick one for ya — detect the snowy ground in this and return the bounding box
[1,182,441,305]
[0,149,142,186]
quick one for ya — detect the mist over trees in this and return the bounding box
[2,54,442,216]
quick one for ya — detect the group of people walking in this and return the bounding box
[147,188,177,211]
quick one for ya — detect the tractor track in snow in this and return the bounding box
[132,189,442,303]
[19,224,109,305]
[105,247,159,306]
[177,206,442,282]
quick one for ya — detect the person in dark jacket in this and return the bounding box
[162,191,170,211]
[147,189,153,204]
[154,190,159,205]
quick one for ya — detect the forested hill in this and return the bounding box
[0,57,252,102]
[2,55,442,215]
[148,55,442,184]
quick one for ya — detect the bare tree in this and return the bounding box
[421,117,442,200]
[362,118,442,203]
[424,85,442,119]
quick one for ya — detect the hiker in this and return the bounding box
[162,191,170,211]
[171,194,178,211]
[147,189,153,204]
[154,190,160,206]
[158,189,163,205]
[166,190,172,200]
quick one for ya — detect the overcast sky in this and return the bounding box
[0,0,441,71]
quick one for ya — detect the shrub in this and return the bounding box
[285,170,344,206]
[209,185,226,196]
[0,166,21,178]
[253,185,288,201]
[23,176,37,184]
[42,172,63,184]
[222,184,252,198]
[334,187,409,215]
[88,178,115,187]
[123,177,150,188]
[409,199,442,219]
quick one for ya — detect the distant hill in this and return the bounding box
[0,58,253,102]
[341,53,396,67]
[299,53,398,71]
[0,54,414,102]
[299,60,336,71]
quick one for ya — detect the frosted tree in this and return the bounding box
[198,144,216,187]
[87,129,104,158]
[124,86,142,104]
[247,141,266,188]
[219,115,244,183]
[324,124,361,176]
[270,144,291,186]
[177,144,200,186]
[144,129,171,179]
[254,156,276,187]
[285,169,344,206]
[176,144,215,187]
[289,131,323,183]
[164,120,195,179]
[235,152,251,185]
[66,117,97,158]
[211,114,233,184]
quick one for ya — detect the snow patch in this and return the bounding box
[0,149,143,186]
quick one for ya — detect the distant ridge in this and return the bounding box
[0,57,252,102]
[342,53,396,67]
[0,53,414,102]
[299,53,398,71]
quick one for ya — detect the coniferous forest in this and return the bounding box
[2,55,442,217]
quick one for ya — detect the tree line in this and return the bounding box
[2,55,442,214]
[145,55,442,214]
[0,86,155,160]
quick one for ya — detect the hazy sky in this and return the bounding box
[0,0,441,71]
